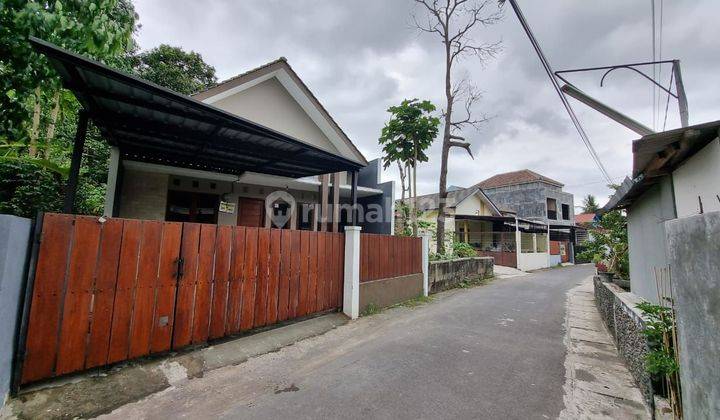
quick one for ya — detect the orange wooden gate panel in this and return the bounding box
[20,214,344,385]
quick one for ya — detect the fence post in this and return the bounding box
[421,234,430,297]
[343,226,361,319]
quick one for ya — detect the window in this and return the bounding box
[546,198,557,220]
[561,204,570,220]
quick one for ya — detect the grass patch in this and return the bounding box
[360,302,381,317]
[397,294,433,308]
[455,275,494,289]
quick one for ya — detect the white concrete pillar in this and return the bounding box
[343,226,361,319]
[103,147,120,217]
[421,234,431,297]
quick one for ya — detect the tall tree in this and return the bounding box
[131,44,217,95]
[412,0,502,252]
[582,194,600,213]
[379,99,440,235]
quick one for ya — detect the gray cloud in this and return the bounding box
[134,0,720,206]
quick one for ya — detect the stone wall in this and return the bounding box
[428,257,493,293]
[593,277,654,407]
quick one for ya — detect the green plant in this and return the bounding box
[577,210,629,278]
[452,241,477,258]
[636,301,681,400]
[398,294,433,308]
[379,99,439,235]
[360,303,380,317]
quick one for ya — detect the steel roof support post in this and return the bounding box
[350,170,358,226]
[63,110,88,214]
[673,60,689,127]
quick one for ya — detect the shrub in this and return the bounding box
[452,241,477,258]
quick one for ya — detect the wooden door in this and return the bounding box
[237,198,265,227]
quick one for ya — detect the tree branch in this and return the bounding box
[449,139,474,159]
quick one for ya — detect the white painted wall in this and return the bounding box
[627,177,676,303]
[672,139,720,217]
[517,251,549,271]
[455,194,493,216]
[212,78,339,155]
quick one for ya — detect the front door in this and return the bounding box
[237,198,265,227]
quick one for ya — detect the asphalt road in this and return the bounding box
[103,264,594,420]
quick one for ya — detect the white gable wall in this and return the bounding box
[211,77,340,155]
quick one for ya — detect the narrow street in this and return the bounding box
[101,265,600,419]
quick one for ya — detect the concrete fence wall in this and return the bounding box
[428,257,493,293]
[593,277,654,408]
[0,215,32,407]
[665,212,720,419]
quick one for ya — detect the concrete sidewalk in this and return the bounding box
[1,313,348,419]
[560,278,650,419]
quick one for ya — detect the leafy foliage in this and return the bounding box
[581,194,599,213]
[453,241,477,258]
[380,99,439,234]
[636,302,680,377]
[0,2,218,218]
[379,99,439,171]
[577,210,629,278]
[131,44,217,95]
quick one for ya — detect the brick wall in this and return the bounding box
[119,170,168,220]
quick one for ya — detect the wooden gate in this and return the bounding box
[19,213,344,384]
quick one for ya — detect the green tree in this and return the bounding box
[582,194,599,213]
[0,0,137,216]
[379,99,440,236]
[131,44,217,95]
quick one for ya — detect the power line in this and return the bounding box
[504,0,613,184]
[651,0,657,130]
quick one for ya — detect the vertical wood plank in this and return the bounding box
[55,217,102,375]
[209,226,232,339]
[128,221,162,359]
[277,229,292,322]
[191,224,216,344]
[265,229,282,325]
[22,214,74,383]
[335,233,344,308]
[359,234,367,282]
[323,232,333,310]
[225,226,246,334]
[172,223,200,349]
[107,219,142,364]
[327,233,338,310]
[239,227,258,331]
[297,231,310,316]
[316,233,326,310]
[253,228,270,328]
[85,218,123,369]
[288,230,302,318]
[307,232,318,314]
[149,222,182,353]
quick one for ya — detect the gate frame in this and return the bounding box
[10,212,43,396]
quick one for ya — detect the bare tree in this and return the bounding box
[412,0,502,253]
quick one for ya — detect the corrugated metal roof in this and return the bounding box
[30,37,364,179]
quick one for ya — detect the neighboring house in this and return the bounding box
[602,119,720,302]
[574,212,596,244]
[474,169,575,226]
[400,184,552,271]
[104,57,394,233]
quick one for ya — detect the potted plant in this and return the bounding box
[595,259,614,282]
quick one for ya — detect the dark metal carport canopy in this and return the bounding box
[30,37,365,179]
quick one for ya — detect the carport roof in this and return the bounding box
[30,37,364,178]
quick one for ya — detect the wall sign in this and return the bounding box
[219,201,236,214]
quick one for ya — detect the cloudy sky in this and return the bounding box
[133,0,719,208]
